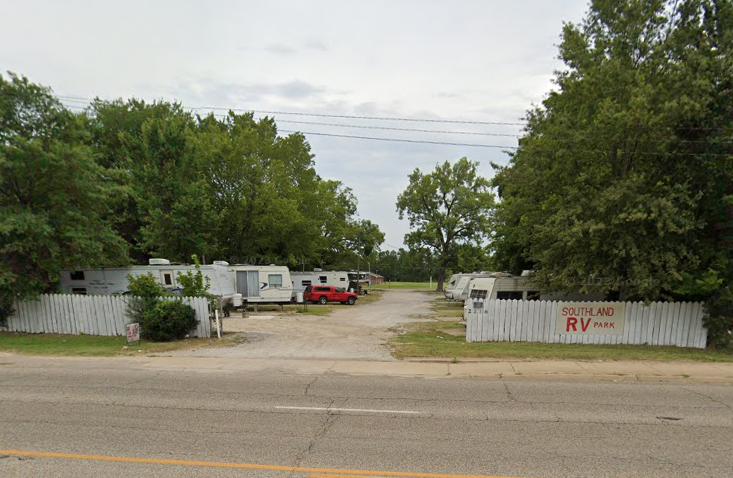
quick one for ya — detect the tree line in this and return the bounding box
[0,73,384,316]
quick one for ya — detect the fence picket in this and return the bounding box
[464,299,706,349]
[7,294,211,339]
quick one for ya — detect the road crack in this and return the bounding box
[288,399,339,477]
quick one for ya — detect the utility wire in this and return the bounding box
[276,129,517,149]
[56,94,525,126]
[61,101,732,153]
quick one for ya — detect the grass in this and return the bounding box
[431,297,464,318]
[370,282,436,290]
[388,321,733,362]
[0,331,241,357]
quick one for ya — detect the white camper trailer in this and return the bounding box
[291,271,350,296]
[445,274,475,300]
[465,273,541,302]
[464,273,605,302]
[59,259,236,305]
[228,265,293,304]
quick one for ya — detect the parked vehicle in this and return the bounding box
[304,285,358,305]
[291,270,350,297]
[228,264,293,304]
[465,272,605,302]
[60,259,236,306]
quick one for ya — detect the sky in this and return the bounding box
[0,0,590,251]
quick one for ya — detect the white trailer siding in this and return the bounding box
[60,265,235,304]
[291,271,349,295]
[466,276,605,302]
[229,265,293,303]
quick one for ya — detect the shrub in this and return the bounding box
[126,273,167,326]
[177,254,212,298]
[142,300,198,342]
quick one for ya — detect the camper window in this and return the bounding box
[319,276,327,283]
[70,271,85,281]
[340,278,346,281]
[301,280,312,286]
[268,274,283,288]
[162,272,173,286]
[497,291,523,300]
[71,287,87,295]
[470,289,487,300]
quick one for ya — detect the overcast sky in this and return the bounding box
[0,0,589,252]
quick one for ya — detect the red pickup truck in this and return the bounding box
[304,285,358,305]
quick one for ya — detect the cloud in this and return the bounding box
[264,43,297,55]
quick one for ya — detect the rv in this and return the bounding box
[446,272,491,301]
[347,271,371,293]
[291,271,350,296]
[465,272,605,302]
[465,273,541,301]
[228,264,293,304]
[59,259,236,305]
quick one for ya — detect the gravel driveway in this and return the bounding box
[170,289,435,361]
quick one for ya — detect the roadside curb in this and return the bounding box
[2,354,733,384]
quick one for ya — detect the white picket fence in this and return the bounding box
[465,300,707,349]
[2,294,211,338]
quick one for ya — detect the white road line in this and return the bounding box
[275,406,423,415]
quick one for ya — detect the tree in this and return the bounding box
[491,0,733,344]
[396,158,494,291]
[0,72,127,320]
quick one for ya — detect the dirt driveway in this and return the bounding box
[171,289,434,361]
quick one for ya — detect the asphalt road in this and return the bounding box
[1,361,732,478]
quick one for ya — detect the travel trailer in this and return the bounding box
[446,272,493,301]
[291,270,350,296]
[228,264,293,304]
[465,272,606,302]
[59,259,236,305]
[347,271,371,293]
[465,273,540,301]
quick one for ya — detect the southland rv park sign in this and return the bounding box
[555,302,626,335]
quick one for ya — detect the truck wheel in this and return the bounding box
[347,297,356,305]
[318,296,328,305]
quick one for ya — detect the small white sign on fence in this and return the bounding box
[126,323,141,343]
[556,302,626,335]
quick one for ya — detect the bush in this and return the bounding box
[126,273,167,326]
[142,300,198,342]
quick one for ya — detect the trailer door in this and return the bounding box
[237,271,261,298]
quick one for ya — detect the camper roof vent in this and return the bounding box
[520,270,532,277]
[149,258,170,265]
[314,268,323,272]
[213,261,229,266]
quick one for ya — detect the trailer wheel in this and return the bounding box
[347,297,356,305]
[318,296,328,305]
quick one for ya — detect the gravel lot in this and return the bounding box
[169,289,435,361]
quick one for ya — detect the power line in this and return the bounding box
[61,101,732,154]
[56,95,525,126]
[277,129,518,149]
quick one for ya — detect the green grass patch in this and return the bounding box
[0,331,238,357]
[431,297,464,318]
[370,282,436,290]
[389,321,733,362]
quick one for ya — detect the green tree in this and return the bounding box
[492,0,733,344]
[0,72,127,320]
[396,158,494,291]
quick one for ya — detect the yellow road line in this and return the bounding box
[311,474,394,478]
[0,449,533,478]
